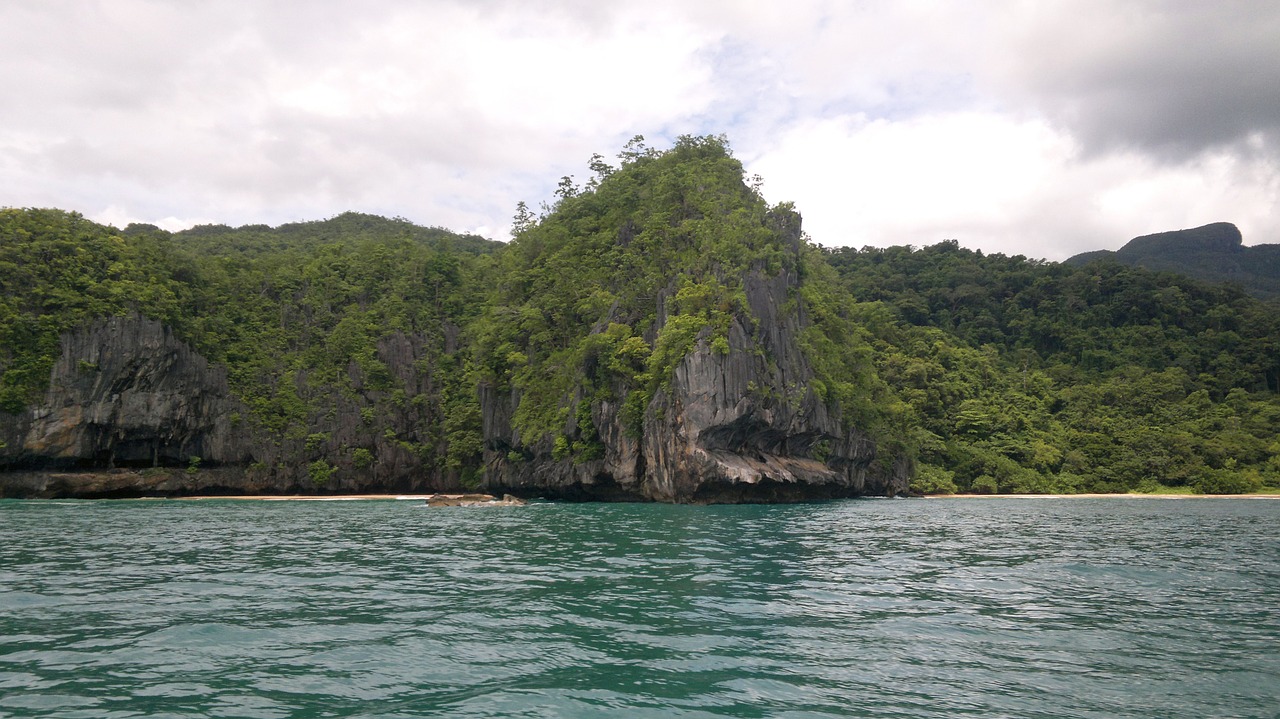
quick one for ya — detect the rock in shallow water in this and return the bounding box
[425,493,528,507]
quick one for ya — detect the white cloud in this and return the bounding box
[751,113,1076,252]
[0,0,1275,258]
[9,0,723,236]
[1086,149,1280,247]
[752,112,1280,259]
[88,205,210,233]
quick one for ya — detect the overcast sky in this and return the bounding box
[2,1,1277,259]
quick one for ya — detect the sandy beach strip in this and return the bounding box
[923,492,1280,499]
[170,494,433,501]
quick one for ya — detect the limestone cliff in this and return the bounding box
[480,215,911,503]
[640,266,909,502]
[0,139,912,502]
[0,314,250,471]
[0,314,464,498]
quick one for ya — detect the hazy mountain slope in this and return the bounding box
[1066,222,1280,299]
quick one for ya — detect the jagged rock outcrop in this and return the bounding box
[640,267,908,502]
[480,215,911,503]
[425,493,526,507]
[0,314,251,471]
[0,314,466,498]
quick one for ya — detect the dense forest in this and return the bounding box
[2,135,1278,495]
[825,243,1280,494]
[0,209,499,488]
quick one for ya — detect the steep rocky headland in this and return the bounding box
[0,138,911,501]
[480,207,910,502]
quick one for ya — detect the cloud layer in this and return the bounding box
[1,0,1276,258]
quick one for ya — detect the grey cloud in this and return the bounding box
[1002,1,1280,160]
[2,0,1275,260]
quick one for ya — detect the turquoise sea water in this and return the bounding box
[1,497,1278,718]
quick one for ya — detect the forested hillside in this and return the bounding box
[826,242,1280,494]
[2,136,1278,496]
[0,208,498,490]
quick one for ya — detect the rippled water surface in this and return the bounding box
[2,497,1278,718]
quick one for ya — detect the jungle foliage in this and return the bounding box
[825,242,1280,494]
[0,208,498,479]
[2,135,1277,493]
[470,134,897,458]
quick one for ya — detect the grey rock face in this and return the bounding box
[0,314,464,498]
[2,314,250,470]
[640,322,893,503]
[481,221,910,503]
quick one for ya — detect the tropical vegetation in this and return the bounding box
[1,135,1277,493]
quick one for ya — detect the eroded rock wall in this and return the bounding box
[1,315,250,470]
[481,228,911,502]
[0,314,466,498]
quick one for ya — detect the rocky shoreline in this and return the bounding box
[4,474,1275,501]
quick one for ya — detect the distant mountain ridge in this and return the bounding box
[1066,222,1280,299]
